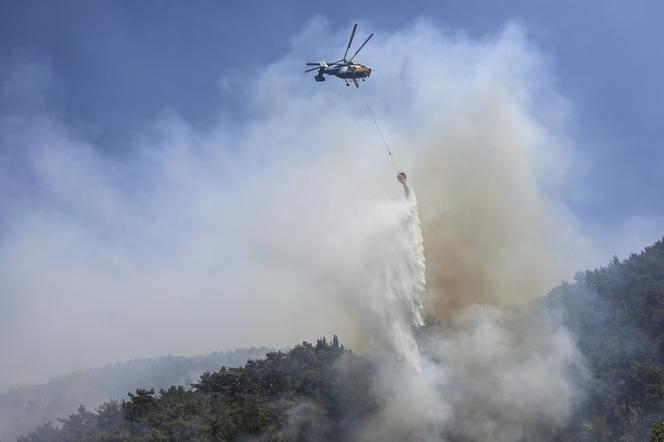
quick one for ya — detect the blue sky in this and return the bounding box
[1,0,662,231]
[1,1,663,388]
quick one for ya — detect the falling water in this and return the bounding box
[348,183,426,369]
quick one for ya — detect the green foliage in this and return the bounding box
[550,237,664,440]
[651,421,664,442]
[19,336,370,441]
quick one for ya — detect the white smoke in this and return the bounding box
[1,17,599,440]
[353,306,586,441]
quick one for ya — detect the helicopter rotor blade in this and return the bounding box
[306,62,322,66]
[348,33,373,62]
[305,67,320,73]
[342,24,358,60]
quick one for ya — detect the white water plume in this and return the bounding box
[342,184,426,369]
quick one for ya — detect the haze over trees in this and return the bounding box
[548,238,664,440]
[16,238,664,441]
[0,348,271,442]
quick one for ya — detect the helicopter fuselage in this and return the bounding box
[315,64,372,81]
[331,64,372,79]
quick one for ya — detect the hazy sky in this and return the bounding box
[1,0,662,229]
[0,1,663,389]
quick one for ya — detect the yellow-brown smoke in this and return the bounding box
[409,86,577,318]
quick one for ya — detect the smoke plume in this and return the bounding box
[1,17,597,440]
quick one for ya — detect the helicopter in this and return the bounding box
[305,24,373,87]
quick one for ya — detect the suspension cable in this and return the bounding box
[357,86,398,172]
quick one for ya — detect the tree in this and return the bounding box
[651,421,664,442]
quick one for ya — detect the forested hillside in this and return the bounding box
[16,238,664,441]
[549,238,664,440]
[18,338,374,441]
[1,348,271,442]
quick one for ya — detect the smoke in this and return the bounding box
[334,22,591,440]
[1,17,599,440]
[349,306,586,441]
[289,19,591,440]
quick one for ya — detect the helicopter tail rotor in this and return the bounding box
[305,61,328,70]
[305,61,329,73]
